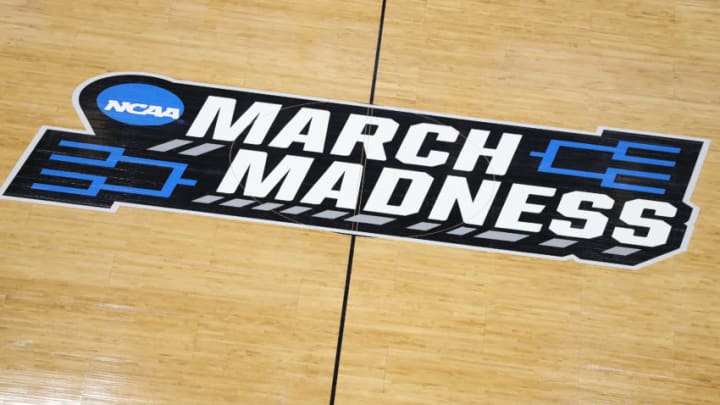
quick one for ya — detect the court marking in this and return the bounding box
[329,0,388,404]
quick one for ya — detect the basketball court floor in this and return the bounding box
[1,1,719,403]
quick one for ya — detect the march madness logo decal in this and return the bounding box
[1,73,709,268]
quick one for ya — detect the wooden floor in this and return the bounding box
[1,0,719,403]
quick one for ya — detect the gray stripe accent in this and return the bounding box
[407,222,440,231]
[220,198,254,208]
[253,202,283,211]
[603,246,640,256]
[345,214,394,225]
[313,210,348,219]
[193,195,224,204]
[281,206,311,215]
[148,139,193,152]
[447,226,476,236]
[540,238,578,248]
[475,230,528,242]
[179,143,225,156]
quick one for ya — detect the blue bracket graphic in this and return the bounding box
[530,140,680,195]
[31,140,196,197]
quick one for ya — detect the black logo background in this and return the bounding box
[2,73,708,268]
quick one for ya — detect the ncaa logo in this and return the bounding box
[96,83,183,126]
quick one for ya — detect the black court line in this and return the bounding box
[329,0,388,403]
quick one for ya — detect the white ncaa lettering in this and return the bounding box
[104,100,180,119]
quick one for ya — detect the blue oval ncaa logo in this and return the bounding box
[97,83,184,126]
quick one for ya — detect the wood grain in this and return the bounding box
[1,0,719,403]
